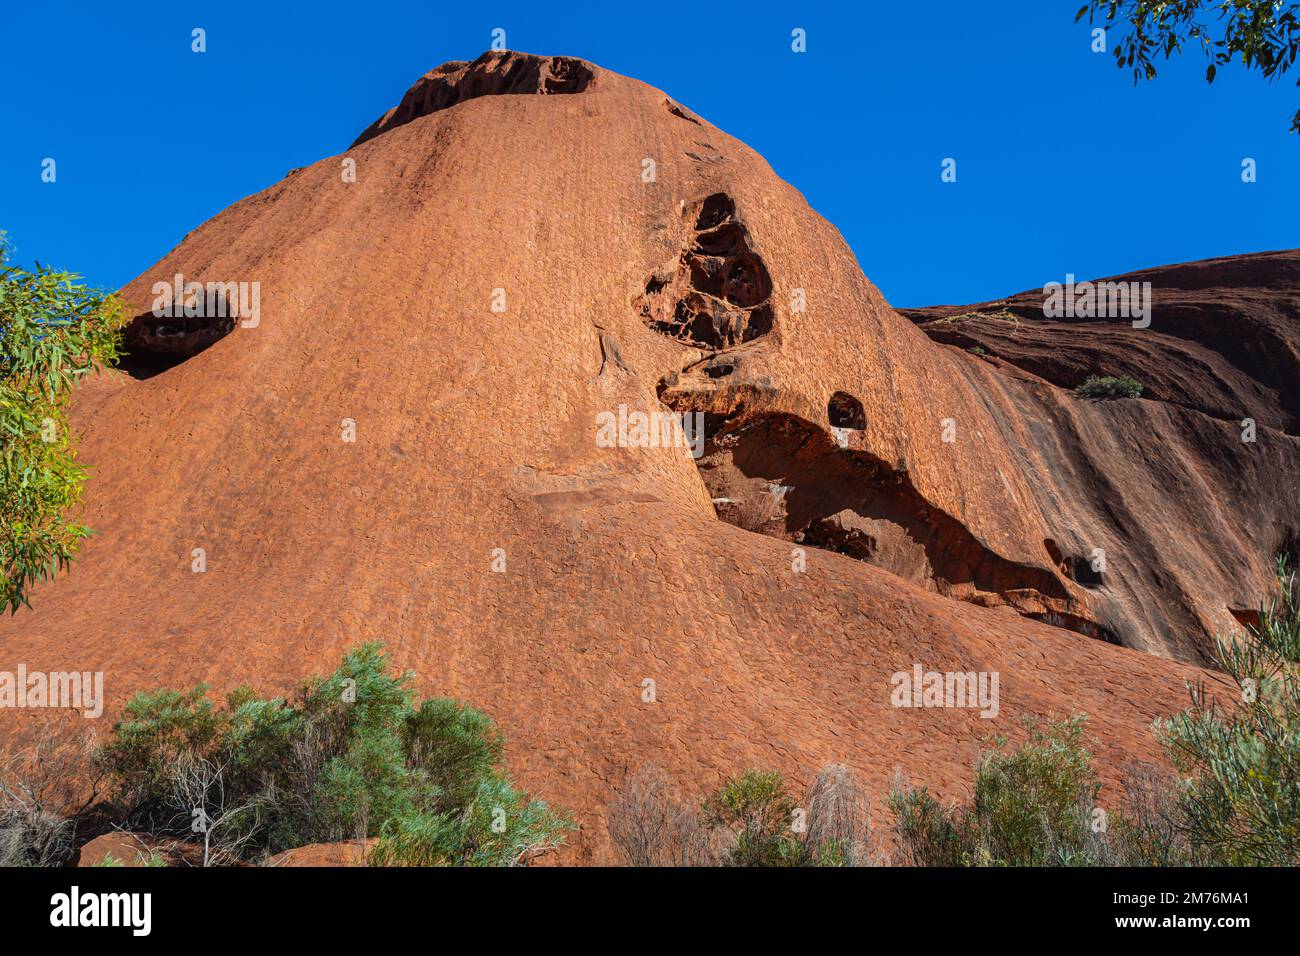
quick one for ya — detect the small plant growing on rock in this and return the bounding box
[1076,374,1144,399]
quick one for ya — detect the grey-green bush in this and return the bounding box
[1156,556,1300,865]
[890,715,1109,866]
[609,763,876,866]
[1076,374,1144,399]
[97,643,571,865]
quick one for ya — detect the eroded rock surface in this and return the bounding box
[1,51,1271,862]
[352,50,596,146]
[895,254,1300,660]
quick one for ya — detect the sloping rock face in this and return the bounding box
[0,51,1269,861]
[897,253,1300,661]
[898,252,1300,436]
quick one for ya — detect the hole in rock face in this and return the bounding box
[800,517,878,561]
[119,286,238,380]
[665,98,702,124]
[681,412,1073,604]
[543,57,591,94]
[827,392,867,430]
[1043,538,1104,588]
[1230,607,1263,629]
[1069,555,1104,587]
[1278,530,1300,572]
[705,363,735,379]
[635,193,775,351]
[740,305,773,339]
[1025,612,1122,645]
[695,193,735,231]
[692,222,745,256]
[687,252,771,308]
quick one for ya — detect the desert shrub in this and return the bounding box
[972,715,1101,864]
[0,231,125,612]
[1156,556,1300,865]
[801,764,879,865]
[403,697,504,813]
[0,721,102,866]
[0,785,79,867]
[607,765,715,866]
[97,643,569,865]
[891,716,1107,866]
[100,685,291,815]
[886,776,967,866]
[706,769,802,866]
[1104,764,1200,866]
[707,770,806,868]
[609,763,876,866]
[369,774,571,867]
[98,682,297,859]
[1076,374,1143,399]
[707,765,878,866]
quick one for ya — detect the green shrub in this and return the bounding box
[887,778,969,866]
[891,716,1107,866]
[370,774,571,867]
[706,769,802,866]
[702,765,876,866]
[403,697,505,813]
[608,764,876,866]
[97,643,570,865]
[1156,556,1300,865]
[0,231,125,612]
[1075,374,1143,399]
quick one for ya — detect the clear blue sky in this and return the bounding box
[2,1,1296,307]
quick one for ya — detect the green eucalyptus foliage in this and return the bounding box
[1,231,124,612]
[1077,1,1300,133]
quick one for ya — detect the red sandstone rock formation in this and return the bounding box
[898,252,1300,661]
[4,51,1285,862]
